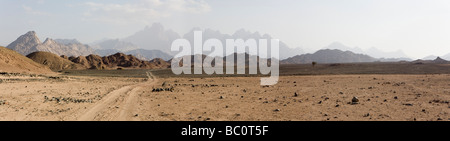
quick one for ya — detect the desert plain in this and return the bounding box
[0,63,449,121]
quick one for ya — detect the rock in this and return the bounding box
[394,96,398,99]
[335,104,340,107]
[403,103,413,106]
[339,92,344,94]
[351,97,359,104]
[0,100,6,105]
[134,114,139,117]
[219,96,224,99]
[363,113,370,117]
[294,92,298,97]
[274,109,281,112]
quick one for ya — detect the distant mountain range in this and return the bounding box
[323,42,410,59]
[444,54,450,60]
[281,49,377,64]
[94,48,172,61]
[280,48,450,64]
[422,55,439,60]
[122,23,181,55]
[124,49,172,61]
[7,31,95,56]
[6,25,448,63]
[91,39,139,52]
[422,54,450,60]
[413,57,449,64]
[6,31,172,61]
[92,23,304,60]
[182,28,304,60]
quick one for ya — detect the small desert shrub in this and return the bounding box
[312,61,317,67]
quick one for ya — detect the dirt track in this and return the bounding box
[77,72,157,121]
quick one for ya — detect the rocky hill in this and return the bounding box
[28,51,170,71]
[26,52,86,71]
[412,57,449,64]
[432,57,449,64]
[101,53,169,69]
[6,31,41,55]
[281,49,377,64]
[7,31,95,56]
[148,57,171,69]
[69,54,106,70]
[0,46,53,74]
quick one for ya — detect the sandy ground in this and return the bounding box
[0,73,449,121]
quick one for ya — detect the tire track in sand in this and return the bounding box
[77,72,157,121]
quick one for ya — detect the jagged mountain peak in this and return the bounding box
[43,38,56,45]
[14,31,41,44]
[433,57,448,63]
[6,31,42,55]
[123,24,181,55]
[25,31,37,36]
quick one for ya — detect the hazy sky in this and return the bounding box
[1,0,450,59]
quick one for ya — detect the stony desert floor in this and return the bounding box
[0,73,449,121]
